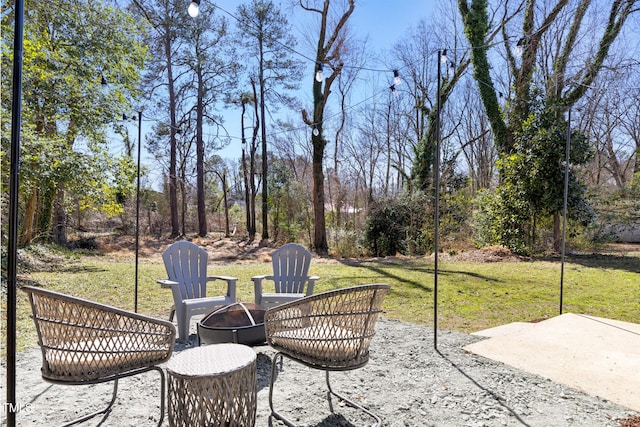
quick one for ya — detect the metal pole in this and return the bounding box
[7,1,25,425]
[134,111,142,313]
[434,50,442,350]
[560,107,571,315]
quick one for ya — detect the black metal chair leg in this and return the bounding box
[57,367,166,427]
[325,371,382,427]
[59,379,118,427]
[269,352,382,427]
[155,366,166,427]
[269,352,298,427]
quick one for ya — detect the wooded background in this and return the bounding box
[2,0,638,257]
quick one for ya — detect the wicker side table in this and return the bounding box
[167,344,257,427]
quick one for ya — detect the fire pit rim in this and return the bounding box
[197,302,266,346]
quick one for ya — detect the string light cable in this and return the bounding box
[173,3,636,149]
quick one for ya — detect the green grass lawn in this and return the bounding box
[9,248,640,354]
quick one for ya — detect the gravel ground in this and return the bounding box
[3,317,637,427]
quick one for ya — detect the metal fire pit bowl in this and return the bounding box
[197,302,266,346]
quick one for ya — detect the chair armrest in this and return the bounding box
[252,275,274,306]
[251,275,274,281]
[252,275,266,305]
[157,279,179,289]
[208,275,238,282]
[207,276,238,301]
[306,276,320,295]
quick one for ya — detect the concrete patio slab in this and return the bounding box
[471,321,536,338]
[464,313,640,412]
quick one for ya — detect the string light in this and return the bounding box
[440,49,447,64]
[179,3,602,150]
[188,0,200,18]
[514,38,524,57]
[315,63,324,82]
[393,69,401,86]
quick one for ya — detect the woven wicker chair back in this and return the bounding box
[271,243,312,294]
[265,284,390,370]
[22,286,175,383]
[162,241,209,300]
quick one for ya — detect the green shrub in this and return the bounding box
[364,193,431,257]
[329,227,366,258]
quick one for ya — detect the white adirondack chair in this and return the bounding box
[158,241,237,341]
[252,243,319,309]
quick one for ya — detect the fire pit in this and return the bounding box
[197,302,266,346]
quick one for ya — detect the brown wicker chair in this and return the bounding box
[22,286,176,427]
[265,284,390,427]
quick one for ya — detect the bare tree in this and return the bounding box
[299,0,355,254]
[456,79,496,191]
[208,157,230,237]
[581,67,640,189]
[239,91,259,239]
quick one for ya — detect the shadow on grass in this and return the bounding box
[337,258,502,293]
[28,264,106,274]
[562,253,640,274]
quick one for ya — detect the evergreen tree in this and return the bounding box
[235,0,304,242]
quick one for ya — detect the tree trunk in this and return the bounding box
[180,172,187,235]
[300,0,354,254]
[52,190,67,245]
[240,99,255,240]
[164,33,180,238]
[259,36,269,241]
[196,63,207,237]
[220,171,230,237]
[19,188,38,245]
[38,185,55,242]
[385,101,392,195]
[250,81,260,240]
[552,213,562,253]
[312,131,328,253]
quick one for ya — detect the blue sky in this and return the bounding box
[351,0,435,52]
[212,0,435,149]
[139,0,437,189]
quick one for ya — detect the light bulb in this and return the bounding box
[315,63,324,82]
[514,38,524,57]
[188,1,200,18]
[393,69,401,86]
[440,49,447,64]
[312,125,319,136]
